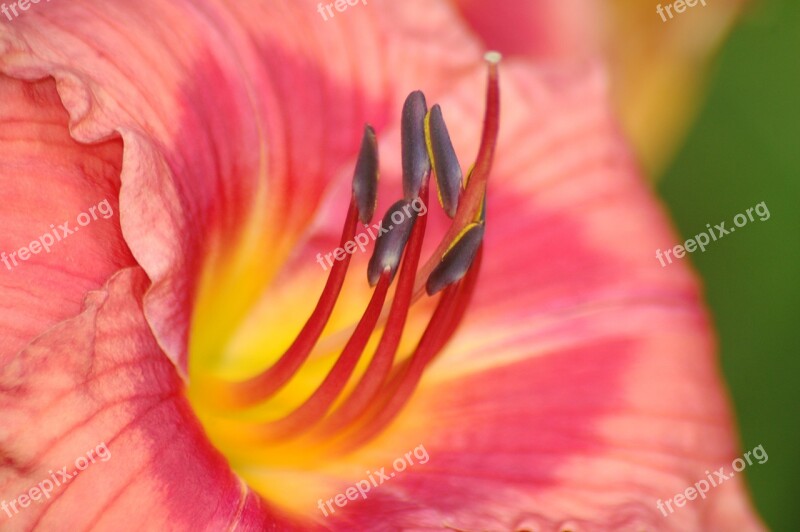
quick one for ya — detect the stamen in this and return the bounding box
[352,124,380,223]
[433,246,483,354]
[317,186,430,437]
[269,53,500,359]
[243,190,426,441]
[401,91,431,200]
[251,270,393,442]
[201,55,500,455]
[426,221,484,295]
[201,124,380,410]
[367,199,418,286]
[204,200,360,409]
[413,53,500,298]
[337,245,483,451]
[425,104,462,218]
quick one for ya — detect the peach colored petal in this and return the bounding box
[0,268,300,530]
[0,75,134,359]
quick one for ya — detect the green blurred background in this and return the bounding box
[658,0,799,529]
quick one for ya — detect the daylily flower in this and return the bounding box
[0,1,763,531]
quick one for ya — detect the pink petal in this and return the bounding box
[0,75,134,359]
[452,0,602,60]
[0,267,301,530]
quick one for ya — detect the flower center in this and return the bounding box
[187,52,500,515]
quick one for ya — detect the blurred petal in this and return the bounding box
[452,0,748,175]
[452,0,603,60]
[605,0,747,175]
